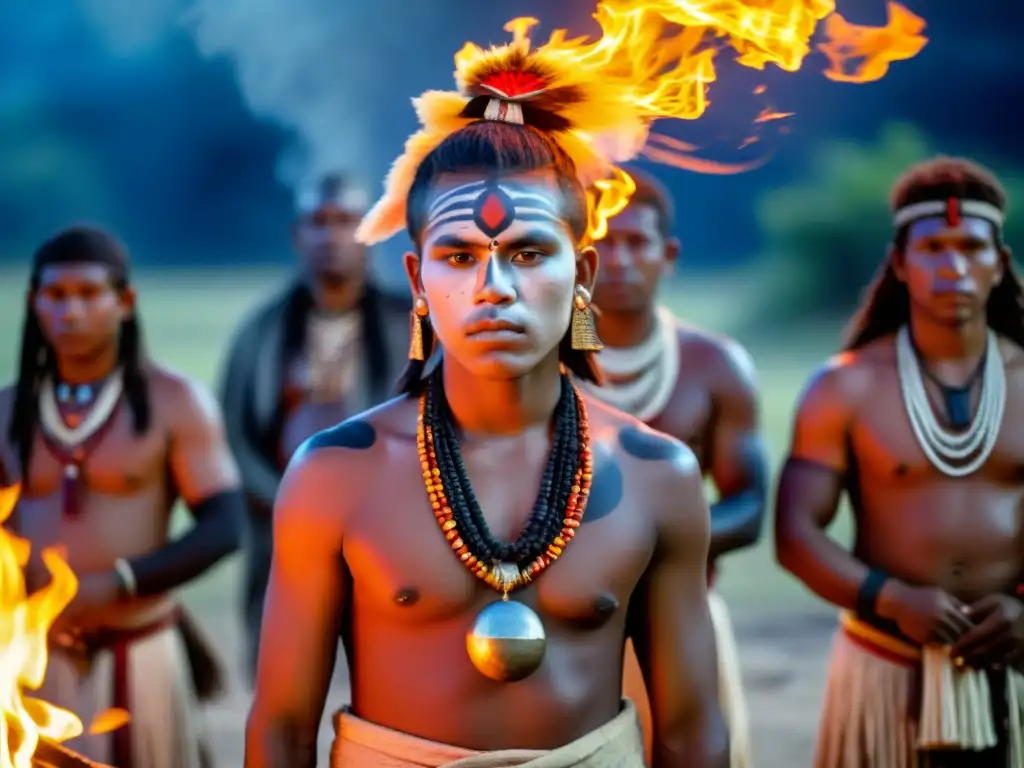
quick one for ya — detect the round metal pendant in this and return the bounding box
[466,599,546,682]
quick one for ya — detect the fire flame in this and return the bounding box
[474,0,927,236]
[819,2,928,83]
[356,0,928,246]
[0,484,82,767]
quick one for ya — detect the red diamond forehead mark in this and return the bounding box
[479,193,509,231]
[946,197,960,227]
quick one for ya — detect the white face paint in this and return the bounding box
[901,214,1004,323]
[407,173,579,380]
[976,247,999,268]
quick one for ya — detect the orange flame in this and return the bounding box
[357,1,928,246]
[820,2,928,83]
[502,0,928,235]
[0,484,82,766]
[755,108,795,124]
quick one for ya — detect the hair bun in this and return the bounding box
[458,95,571,132]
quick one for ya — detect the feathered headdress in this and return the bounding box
[356,1,928,246]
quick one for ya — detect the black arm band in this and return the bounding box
[856,568,890,621]
[127,488,245,598]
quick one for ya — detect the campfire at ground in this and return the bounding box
[0,485,113,768]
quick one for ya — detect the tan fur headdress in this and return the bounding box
[356,1,928,246]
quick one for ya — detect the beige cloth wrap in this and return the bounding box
[331,699,644,768]
[623,590,752,767]
[41,623,204,768]
[815,610,1024,768]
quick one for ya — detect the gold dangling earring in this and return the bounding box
[408,296,430,361]
[571,285,603,352]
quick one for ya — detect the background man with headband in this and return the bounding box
[775,156,1024,767]
[583,166,766,768]
[218,171,410,682]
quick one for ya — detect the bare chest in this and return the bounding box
[16,411,172,573]
[26,408,168,499]
[851,370,1024,484]
[343,436,654,630]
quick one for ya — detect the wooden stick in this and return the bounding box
[31,738,114,768]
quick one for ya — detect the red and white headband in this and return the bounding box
[893,196,1004,229]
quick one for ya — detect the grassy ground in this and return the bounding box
[0,265,854,765]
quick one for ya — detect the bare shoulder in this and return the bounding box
[676,324,758,388]
[588,398,703,519]
[617,419,706,548]
[295,393,417,459]
[146,364,222,425]
[277,395,418,537]
[998,335,1024,379]
[794,339,890,417]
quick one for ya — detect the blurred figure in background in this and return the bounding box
[219,172,410,682]
[583,167,767,768]
[0,225,243,767]
[776,157,1024,767]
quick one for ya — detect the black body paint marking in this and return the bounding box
[619,426,677,461]
[305,419,376,452]
[581,447,623,525]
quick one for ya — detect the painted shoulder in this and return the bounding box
[618,420,698,471]
[294,394,413,458]
[615,421,704,533]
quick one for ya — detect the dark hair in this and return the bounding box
[890,156,1008,251]
[9,226,151,478]
[620,165,676,237]
[396,116,600,394]
[842,157,1024,351]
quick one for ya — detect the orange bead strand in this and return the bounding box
[416,380,592,594]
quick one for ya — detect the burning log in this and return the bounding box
[30,739,112,768]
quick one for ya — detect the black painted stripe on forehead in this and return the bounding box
[426,181,562,238]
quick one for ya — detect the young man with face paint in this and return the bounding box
[0,226,245,767]
[245,23,728,768]
[581,167,765,768]
[774,157,1024,768]
[218,172,411,681]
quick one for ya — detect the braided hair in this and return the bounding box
[8,226,151,478]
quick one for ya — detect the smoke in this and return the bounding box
[187,0,452,199]
[79,0,182,54]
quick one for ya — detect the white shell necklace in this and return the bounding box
[581,306,679,422]
[895,325,1005,477]
[39,369,124,448]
